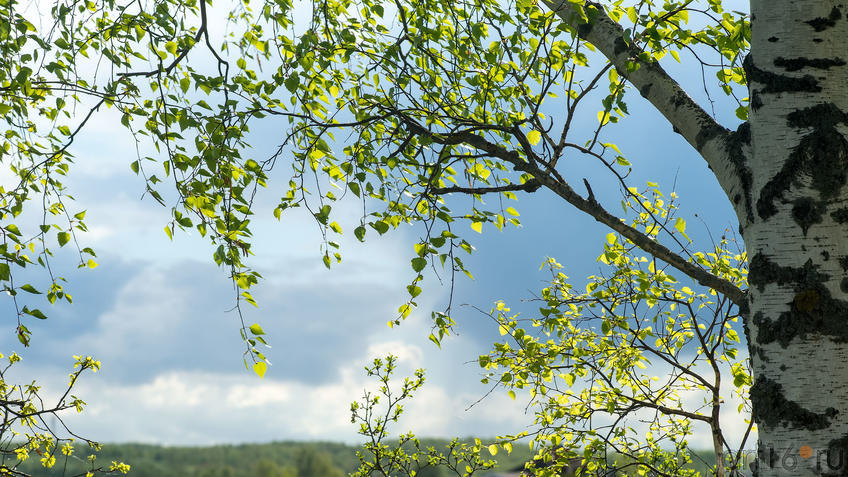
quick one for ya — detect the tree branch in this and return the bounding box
[401,117,747,306]
[532,170,746,306]
[430,181,541,195]
[118,0,212,79]
[542,1,754,225]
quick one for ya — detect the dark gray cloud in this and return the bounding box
[2,253,409,386]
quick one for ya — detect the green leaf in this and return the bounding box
[17,326,29,346]
[253,361,267,378]
[373,221,389,235]
[284,75,300,93]
[249,323,265,335]
[20,284,40,294]
[241,291,258,307]
[527,130,541,145]
[24,307,47,319]
[58,232,70,246]
[0,263,9,281]
[470,221,483,233]
[675,217,690,241]
[733,372,750,387]
[354,226,366,241]
[411,257,426,272]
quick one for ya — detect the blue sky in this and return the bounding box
[0,2,754,451]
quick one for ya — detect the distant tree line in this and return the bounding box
[14,439,727,476]
[13,440,534,477]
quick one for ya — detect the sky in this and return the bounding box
[0,0,756,454]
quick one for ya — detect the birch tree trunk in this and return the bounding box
[744,1,848,475]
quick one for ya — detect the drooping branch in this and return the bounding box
[542,1,753,225]
[401,117,747,307]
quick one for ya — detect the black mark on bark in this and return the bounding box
[726,123,754,221]
[774,57,847,72]
[740,299,764,366]
[805,6,842,32]
[832,207,848,223]
[613,37,628,57]
[791,197,824,235]
[750,256,848,346]
[695,123,725,150]
[751,376,837,430]
[757,103,848,220]
[748,253,812,292]
[750,92,763,111]
[575,3,600,37]
[744,55,822,97]
[672,90,688,108]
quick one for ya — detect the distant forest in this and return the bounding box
[14,440,727,476]
[14,439,535,477]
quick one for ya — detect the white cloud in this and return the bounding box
[365,340,425,366]
[75,370,358,443]
[58,338,531,445]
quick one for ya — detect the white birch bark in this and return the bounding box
[743,1,848,475]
